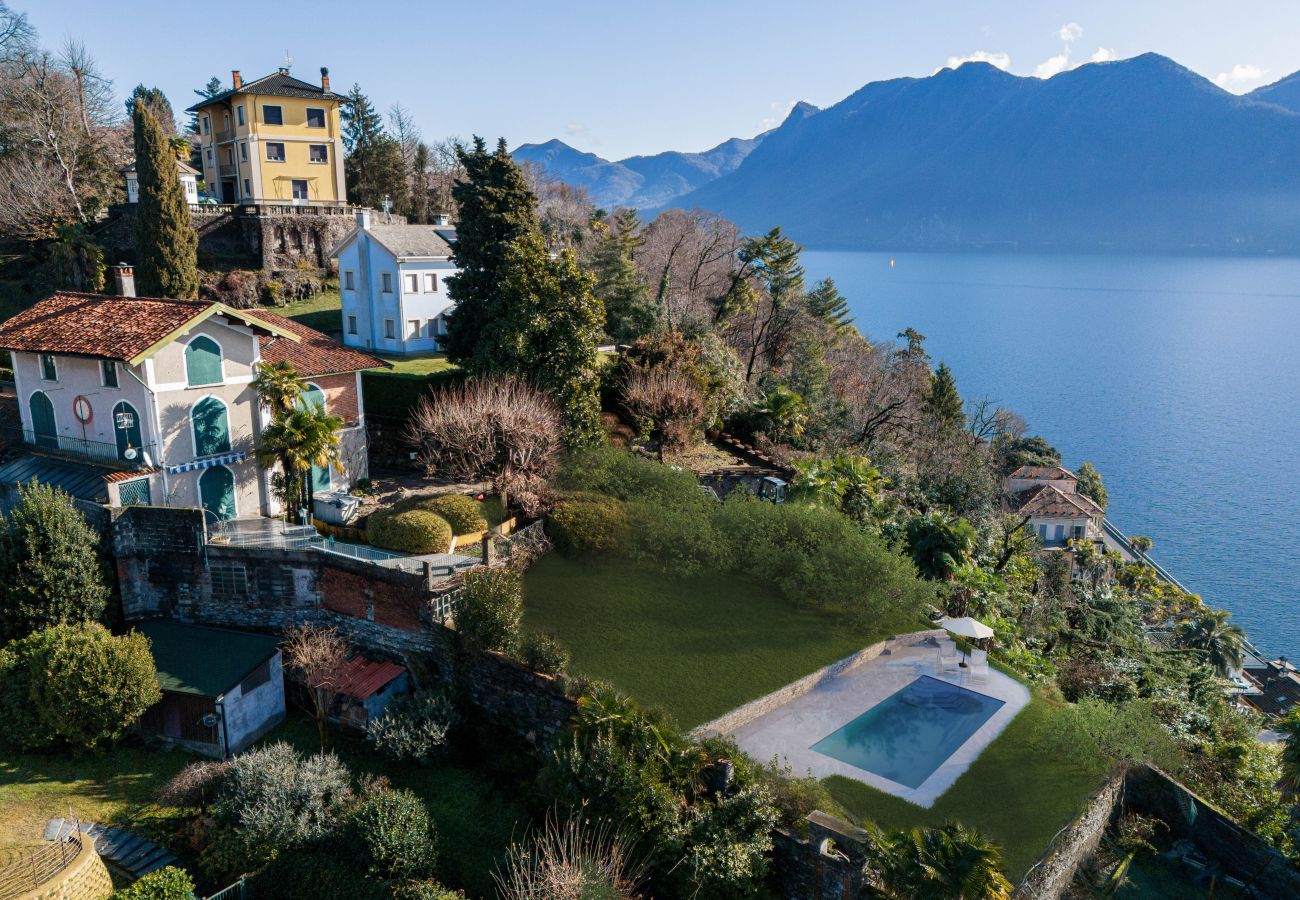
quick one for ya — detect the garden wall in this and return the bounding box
[770,812,880,900]
[1011,771,1124,899]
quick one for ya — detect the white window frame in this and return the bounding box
[405,273,419,293]
[308,144,328,164]
[407,319,420,340]
[265,142,286,163]
[202,114,210,135]
[424,273,437,292]
[262,104,283,126]
[100,360,118,388]
[39,354,57,382]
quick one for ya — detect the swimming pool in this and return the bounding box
[809,675,1005,789]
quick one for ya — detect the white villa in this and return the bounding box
[332,212,458,355]
[123,159,201,205]
[1005,465,1105,546]
[0,266,381,523]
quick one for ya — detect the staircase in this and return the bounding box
[43,818,180,879]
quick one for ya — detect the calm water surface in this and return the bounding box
[802,250,1300,659]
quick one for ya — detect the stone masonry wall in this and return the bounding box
[1011,772,1124,899]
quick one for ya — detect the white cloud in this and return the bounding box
[1058,22,1083,42]
[564,121,600,147]
[942,50,1012,72]
[1035,53,1072,78]
[758,99,798,130]
[1214,63,1266,92]
[1090,47,1118,63]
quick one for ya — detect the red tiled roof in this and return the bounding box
[1017,484,1103,519]
[249,311,386,377]
[0,292,212,361]
[1008,465,1076,481]
[332,655,406,700]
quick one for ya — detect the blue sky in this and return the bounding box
[23,0,1300,160]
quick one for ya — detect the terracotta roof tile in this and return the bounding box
[0,292,211,361]
[1017,484,1103,519]
[187,71,345,111]
[249,311,386,376]
[1008,465,1076,481]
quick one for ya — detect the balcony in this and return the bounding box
[218,163,238,178]
[23,430,158,470]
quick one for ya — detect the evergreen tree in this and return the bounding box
[805,277,855,332]
[133,104,199,298]
[1075,461,1108,509]
[925,362,964,432]
[188,76,222,135]
[340,85,408,210]
[444,137,541,367]
[0,481,110,644]
[126,84,175,134]
[587,208,657,341]
[490,233,605,448]
[47,222,104,291]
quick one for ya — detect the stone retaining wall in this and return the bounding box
[11,840,112,900]
[1012,771,1125,899]
[689,629,947,739]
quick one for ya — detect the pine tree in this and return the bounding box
[133,104,199,298]
[587,208,657,341]
[925,362,965,432]
[806,277,855,332]
[340,85,408,210]
[490,233,605,448]
[188,76,222,135]
[125,85,175,134]
[444,137,541,367]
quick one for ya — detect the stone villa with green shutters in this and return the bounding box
[0,266,382,522]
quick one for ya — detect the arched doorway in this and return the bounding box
[112,401,143,461]
[28,391,56,449]
[199,465,236,521]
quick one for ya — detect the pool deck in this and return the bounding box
[714,634,1030,807]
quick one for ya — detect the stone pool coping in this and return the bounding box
[692,629,1031,808]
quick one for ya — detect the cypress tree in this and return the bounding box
[925,362,965,432]
[444,137,541,368]
[133,104,198,298]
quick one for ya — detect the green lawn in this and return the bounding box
[374,353,458,376]
[824,697,1110,883]
[278,286,344,333]
[0,744,197,850]
[523,554,890,729]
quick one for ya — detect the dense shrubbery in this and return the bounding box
[414,494,488,535]
[109,866,194,900]
[519,631,570,676]
[0,622,160,751]
[344,788,438,882]
[368,508,453,554]
[550,448,934,627]
[456,568,524,653]
[366,691,456,764]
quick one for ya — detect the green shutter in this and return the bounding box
[185,336,223,386]
[199,466,236,521]
[28,391,56,448]
[192,397,231,457]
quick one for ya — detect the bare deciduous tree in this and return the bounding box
[638,208,741,330]
[282,623,350,751]
[405,377,563,506]
[621,364,708,460]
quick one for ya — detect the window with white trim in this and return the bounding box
[424,273,437,292]
[309,144,328,164]
[407,319,420,339]
[39,354,57,381]
[405,273,419,293]
[265,142,285,162]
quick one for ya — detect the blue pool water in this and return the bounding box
[810,676,1005,789]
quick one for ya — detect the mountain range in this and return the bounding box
[518,56,1300,252]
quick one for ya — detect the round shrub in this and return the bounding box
[366,691,457,764]
[456,568,523,653]
[0,622,161,751]
[549,497,630,556]
[415,494,487,536]
[392,881,466,900]
[520,632,570,676]
[345,788,438,882]
[110,865,195,900]
[368,509,453,554]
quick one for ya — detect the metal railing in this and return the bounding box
[23,430,157,469]
[0,822,82,899]
[205,876,249,900]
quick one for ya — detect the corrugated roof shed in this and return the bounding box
[333,655,406,700]
[0,454,110,503]
[138,621,279,697]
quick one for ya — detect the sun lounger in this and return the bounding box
[968,648,989,682]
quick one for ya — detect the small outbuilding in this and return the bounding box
[328,654,410,730]
[136,621,285,757]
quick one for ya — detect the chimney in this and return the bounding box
[231,69,242,90]
[356,209,371,231]
[432,212,450,227]
[278,66,289,76]
[111,264,136,298]
[320,66,330,92]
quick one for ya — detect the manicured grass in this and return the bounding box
[278,286,343,333]
[823,696,1110,883]
[269,713,528,900]
[523,555,890,729]
[374,353,458,376]
[0,744,197,850]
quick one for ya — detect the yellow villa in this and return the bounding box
[188,67,347,206]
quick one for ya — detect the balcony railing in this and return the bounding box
[218,163,238,178]
[24,430,158,469]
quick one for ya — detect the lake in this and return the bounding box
[801,250,1300,660]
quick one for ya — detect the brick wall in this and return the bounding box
[310,373,360,423]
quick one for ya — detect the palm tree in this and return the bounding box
[1128,534,1154,556]
[252,360,304,415]
[1275,708,1300,796]
[1175,608,1245,677]
[256,404,344,517]
[870,821,1012,899]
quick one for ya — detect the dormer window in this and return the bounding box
[185,336,223,386]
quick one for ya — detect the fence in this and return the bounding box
[205,876,249,900]
[0,822,82,899]
[21,428,157,468]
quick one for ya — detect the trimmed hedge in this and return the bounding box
[362,369,465,421]
[368,509,453,554]
[414,494,487,536]
[549,496,631,556]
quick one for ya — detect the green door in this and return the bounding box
[199,465,236,521]
[112,401,143,461]
[28,391,56,449]
[297,385,331,492]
